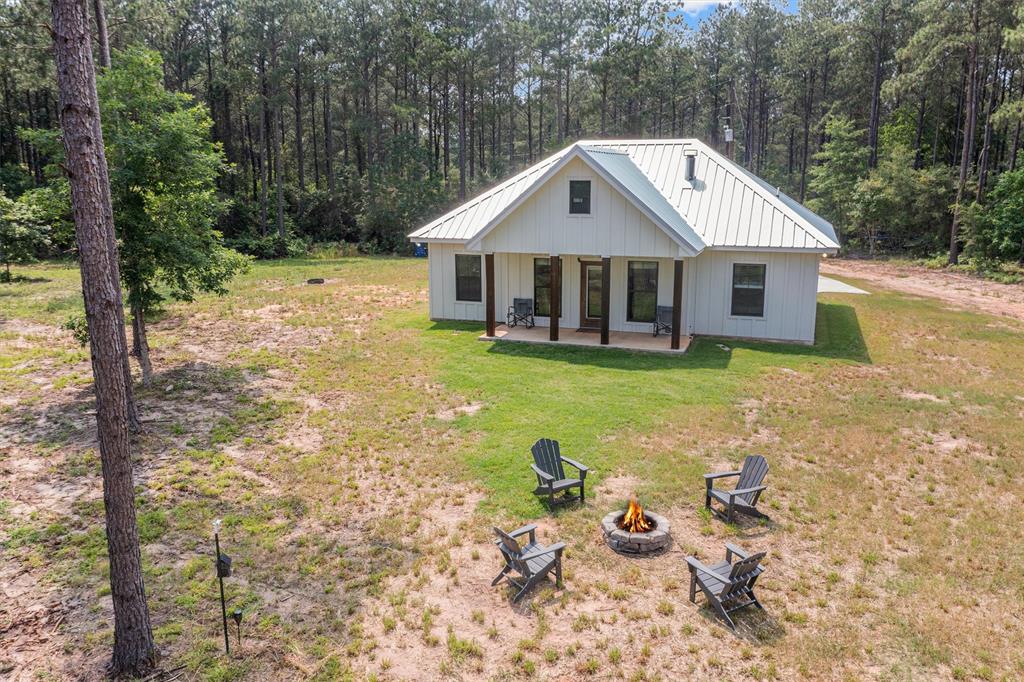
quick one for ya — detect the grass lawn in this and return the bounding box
[1,257,1022,681]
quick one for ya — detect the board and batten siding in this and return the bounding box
[427,245,682,333]
[478,157,683,258]
[684,250,821,343]
[427,243,488,321]
[428,245,821,342]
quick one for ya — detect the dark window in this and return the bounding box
[533,257,559,317]
[731,263,766,317]
[627,261,658,322]
[569,180,591,214]
[455,254,482,302]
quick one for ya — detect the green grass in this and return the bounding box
[2,256,1023,680]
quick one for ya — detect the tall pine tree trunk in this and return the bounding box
[49,0,155,673]
[867,5,887,169]
[91,0,110,68]
[130,300,153,386]
[294,61,304,193]
[950,22,979,265]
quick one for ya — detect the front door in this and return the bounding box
[580,261,603,329]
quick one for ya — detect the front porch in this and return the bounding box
[482,253,688,351]
[480,324,691,354]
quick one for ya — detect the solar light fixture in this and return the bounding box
[232,608,243,648]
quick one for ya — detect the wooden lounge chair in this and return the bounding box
[507,298,535,328]
[492,525,565,602]
[704,454,769,522]
[531,438,588,507]
[652,305,673,337]
[685,543,766,630]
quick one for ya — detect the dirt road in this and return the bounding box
[821,259,1024,323]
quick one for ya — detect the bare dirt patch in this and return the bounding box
[435,401,485,421]
[822,259,1024,323]
[900,390,947,403]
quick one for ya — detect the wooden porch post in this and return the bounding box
[671,259,684,350]
[600,256,611,345]
[549,254,560,341]
[485,252,495,338]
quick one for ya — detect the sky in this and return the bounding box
[678,0,800,29]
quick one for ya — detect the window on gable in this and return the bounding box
[627,261,658,322]
[455,254,482,302]
[569,180,591,214]
[731,263,766,317]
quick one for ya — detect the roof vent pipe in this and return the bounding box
[684,150,697,181]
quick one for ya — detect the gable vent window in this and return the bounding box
[731,263,766,317]
[569,180,591,214]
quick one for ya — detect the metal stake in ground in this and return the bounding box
[213,519,232,655]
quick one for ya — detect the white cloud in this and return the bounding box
[680,0,740,15]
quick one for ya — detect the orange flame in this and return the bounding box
[620,496,652,533]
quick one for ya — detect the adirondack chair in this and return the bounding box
[704,454,769,522]
[507,298,535,328]
[492,525,566,602]
[652,305,674,337]
[685,543,766,630]
[531,438,588,507]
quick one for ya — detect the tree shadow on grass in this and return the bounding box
[2,361,260,454]
[0,275,53,284]
[428,301,869,370]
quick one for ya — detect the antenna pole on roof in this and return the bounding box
[723,102,734,160]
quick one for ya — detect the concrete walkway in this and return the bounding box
[818,275,869,295]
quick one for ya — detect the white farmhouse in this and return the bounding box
[408,139,839,350]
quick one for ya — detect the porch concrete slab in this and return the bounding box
[481,324,690,354]
[818,276,869,295]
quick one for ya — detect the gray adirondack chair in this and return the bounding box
[704,454,769,522]
[531,438,588,507]
[492,525,565,602]
[685,543,766,630]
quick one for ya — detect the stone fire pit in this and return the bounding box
[601,507,671,555]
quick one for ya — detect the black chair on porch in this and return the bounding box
[507,298,535,328]
[653,305,674,337]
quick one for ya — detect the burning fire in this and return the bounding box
[620,496,652,533]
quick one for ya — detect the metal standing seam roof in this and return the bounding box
[408,139,839,252]
[576,146,704,255]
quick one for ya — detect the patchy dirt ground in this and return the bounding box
[2,258,1024,681]
[821,258,1024,321]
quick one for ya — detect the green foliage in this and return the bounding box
[807,115,869,239]
[965,169,1024,262]
[0,163,33,197]
[97,46,249,312]
[850,145,952,253]
[878,107,919,159]
[0,189,49,280]
[62,314,90,347]
[357,134,447,253]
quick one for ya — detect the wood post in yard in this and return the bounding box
[485,252,495,338]
[550,254,560,341]
[672,259,683,350]
[600,256,610,345]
